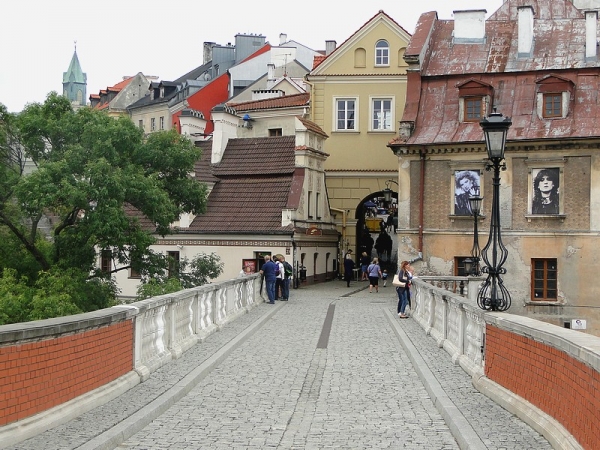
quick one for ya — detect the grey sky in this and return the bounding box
[1,0,503,112]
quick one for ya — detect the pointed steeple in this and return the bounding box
[62,42,87,107]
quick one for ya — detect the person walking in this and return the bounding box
[344,250,355,287]
[280,256,293,301]
[367,257,382,293]
[273,256,284,301]
[360,251,370,281]
[396,261,414,318]
[259,255,277,304]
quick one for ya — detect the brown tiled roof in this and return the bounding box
[194,141,219,183]
[211,136,296,176]
[187,177,294,233]
[312,55,327,69]
[228,93,309,111]
[124,203,157,232]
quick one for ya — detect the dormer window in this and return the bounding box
[465,97,484,122]
[375,40,389,66]
[457,79,494,124]
[160,87,165,98]
[536,74,574,120]
[543,94,562,118]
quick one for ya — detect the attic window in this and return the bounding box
[375,40,389,66]
[269,128,283,137]
[464,97,484,122]
[457,80,493,123]
[543,94,562,118]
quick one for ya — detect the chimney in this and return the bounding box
[586,10,598,60]
[279,33,288,45]
[210,105,238,164]
[453,10,486,42]
[267,63,275,81]
[203,42,215,64]
[325,40,337,55]
[518,6,534,57]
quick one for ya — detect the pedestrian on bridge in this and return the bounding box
[367,257,382,293]
[396,261,414,318]
[260,255,277,304]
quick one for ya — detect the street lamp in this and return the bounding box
[465,195,483,276]
[382,179,399,203]
[477,111,512,311]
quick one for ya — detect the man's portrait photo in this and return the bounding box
[454,170,481,215]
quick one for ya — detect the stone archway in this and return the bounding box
[355,191,398,275]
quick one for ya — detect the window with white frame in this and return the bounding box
[151,118,156,131]
[160,116,164,130]
[371,98,393,131]
[375,40,389,66]
[335,98,357,131]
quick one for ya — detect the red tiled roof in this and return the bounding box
[228,93,309,111]
[396,0,600,147]
[296,116,328,139]
[312,55,327,69]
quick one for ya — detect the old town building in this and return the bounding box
[388,0,600,334]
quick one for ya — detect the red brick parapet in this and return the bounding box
[485,317,600,450]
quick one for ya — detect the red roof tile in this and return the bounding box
[228,93,309,111]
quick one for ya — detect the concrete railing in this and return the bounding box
[0,274,262,448]
[411,276,598,450]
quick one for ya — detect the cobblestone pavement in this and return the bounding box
[9,281,552,450]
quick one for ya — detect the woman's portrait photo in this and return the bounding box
[454,170,480,215]
[532,168,560,215]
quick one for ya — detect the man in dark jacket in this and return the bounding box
[259,255,277,304]
[344,250,355,287]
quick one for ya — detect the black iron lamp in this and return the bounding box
[382,179,398,203]
[466,195,483,276]
[477,111,512,311]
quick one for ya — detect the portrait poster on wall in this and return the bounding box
[242,259,257,274]
[531,168,560,215]
[454,170,481,215]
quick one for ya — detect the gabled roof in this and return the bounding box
[310,10,412,73]
[188,136,298,233]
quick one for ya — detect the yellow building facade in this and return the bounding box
[306,11,411,269]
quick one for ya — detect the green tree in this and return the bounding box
[136,253,224,300]
[0,93,211,322]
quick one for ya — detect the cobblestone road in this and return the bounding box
[9,282,552,450]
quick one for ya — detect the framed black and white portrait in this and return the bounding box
[453,170,481,215]
[531,168,560,215]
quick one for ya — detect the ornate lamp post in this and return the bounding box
[477,111,512,311]
[464,195,483,276]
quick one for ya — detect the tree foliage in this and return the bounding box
[0,92,213,323]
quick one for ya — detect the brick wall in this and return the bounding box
[0,320,133,426]
[485,325,600,450]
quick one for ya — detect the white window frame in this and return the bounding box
[370,97,394,131]
[151,118,156,131]
[334,97,359,131]
[375,40,390,66]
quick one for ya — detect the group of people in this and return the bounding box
[258,255,292,304]
[343,251,415,318]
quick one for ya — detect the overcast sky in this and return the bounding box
[1,0,504,113]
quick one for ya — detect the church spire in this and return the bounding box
[62,42,87,107]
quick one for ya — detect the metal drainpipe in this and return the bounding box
[418,148,426,257]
